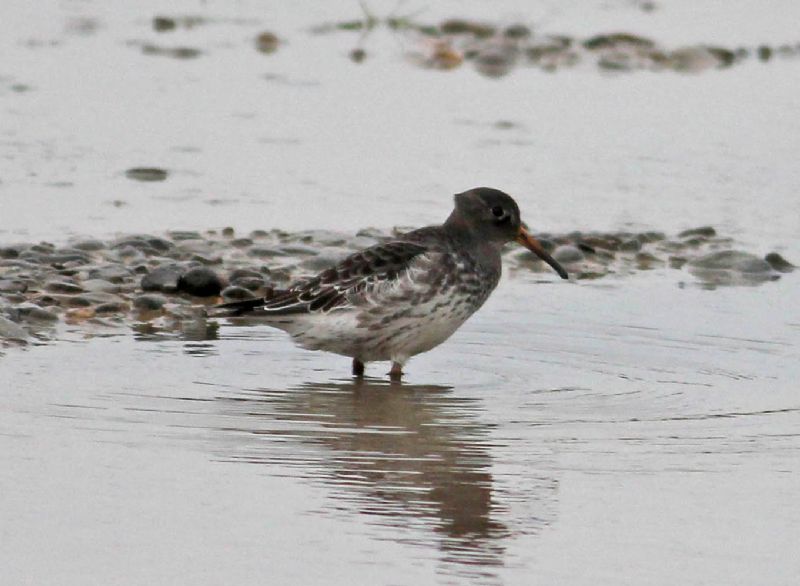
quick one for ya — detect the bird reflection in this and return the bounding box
[216,378,508,571]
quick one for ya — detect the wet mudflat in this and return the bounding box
[2,0,800,584]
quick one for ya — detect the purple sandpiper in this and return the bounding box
[212,187,568,379]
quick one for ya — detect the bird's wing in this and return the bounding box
[214,240,431,317]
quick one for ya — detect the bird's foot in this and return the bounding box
[352,358,365,378]
[389,362,403,381]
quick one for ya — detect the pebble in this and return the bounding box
[177,267,224,297]
[248,246,285,258]
[74,292,127,305]
[679,226,716,239]
[669,256,688,269]
[689,250,772,273]
[95,301,129,314]
[0,316,28,341]
[71,239,106,251]
[133,294,168,311]
[638,231,666,243]
[51,295,93,308]
[279,244,320,256]
[269,268,293,283]
[65,307,95,320]
[45,279,84,294]
[82,279,121,293]
[350,48,367,63]
[168,230,204,241]
[125,167,168,182]
[164,303,203,320]
[636,252,663,269]
[113,245,145,261]
[89,264,134,283]
[112,236,174,255]
[473,41,519,78]
[764,252,794,273]
[11,303,59,322]
[619,239,642,252]
[229,268,265,282]
[255,31,280,54]
[221,286,256,301]
[152,16,176,32]
[300,249,349,272]
[552,245,585,264]
[141,265,184,293]
[2,293,26,304]
[504,24,531,39]
[40,253,93,265]
[0,279,27,294]
[439,19,495,38]
[346,236,380,250]
[231,276,266,291]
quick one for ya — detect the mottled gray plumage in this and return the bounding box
[213,187,568,378]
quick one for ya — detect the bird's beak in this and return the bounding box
[515,227,569,279]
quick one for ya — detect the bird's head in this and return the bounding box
[448,187,568,279]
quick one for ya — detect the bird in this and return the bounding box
[212,187,568,379]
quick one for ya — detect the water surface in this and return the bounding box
[3,273,798,585]
[2,1,800,584]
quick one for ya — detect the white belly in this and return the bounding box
[267,290,479,364]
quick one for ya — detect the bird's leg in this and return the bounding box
[389,362,403,381]
[352,358,365,378]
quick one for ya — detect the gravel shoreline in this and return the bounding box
[0,226,793,346]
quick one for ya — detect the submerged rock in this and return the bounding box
[95,301,129,314]
[619,238,642,252]
[678,226,716,239]
[472,40,519,78]
[552,245,585,264]
[177,267,224,297]
[152,16,176,32]
[230,276,266,291]
[221,285,256,301]
[439,19,495,38]
[89,264,134,283]
[687,250,779,286]
[133,294,168,311]
[125,167,168,182]
[73,292,126,306]
[583,33,655,51]
[0,316,28,341]
[0,279,27,294]
[11,303,59,322]
[764,252,795,273]
[689,250,773,273]
[71,239,106,251]
[255,31,280,54]
[141,265,184,293]
[82,279,121,293]
[45,279,84,294]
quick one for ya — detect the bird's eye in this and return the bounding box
[491,206,505,218]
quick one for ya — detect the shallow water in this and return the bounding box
[3,272,799,585]
[2,1,800,584]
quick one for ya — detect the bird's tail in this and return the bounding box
[207,297,266,317]
[207,286,285,317]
